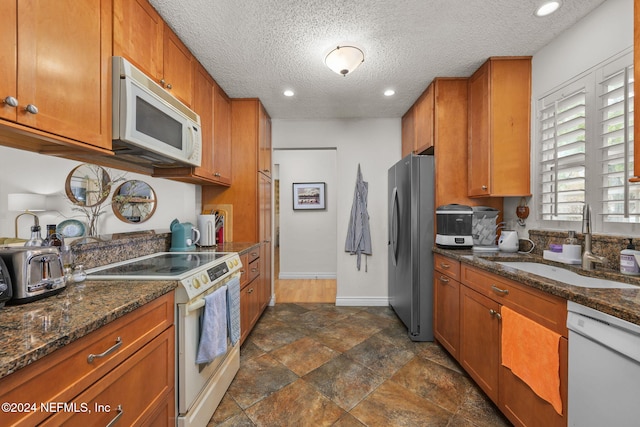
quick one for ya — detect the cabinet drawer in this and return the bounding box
[239,253,249,287]
[42,326,175,426]
[248,258,260,284]
[461,264,567,335]
[434,253,460,280]
[247,247,260,264]
[0,292,174,427]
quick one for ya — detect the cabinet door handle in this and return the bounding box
[438,275,450,283]
[250,252,259,257]
[25,104,38,114]
[439,262,450,269]
[251,268,259,273]
[491,285,509,295]
[481,185,488,190]
[106,405,123,427]
[87,336,122,363]
[3,96,18,107]
[166,83,172,89]
[489,309,502,320]
[248,287,254,294]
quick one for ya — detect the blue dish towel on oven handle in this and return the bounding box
[226,276,241,345]
[196,285,228,364]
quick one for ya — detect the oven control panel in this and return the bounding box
[178,253,242,301]
[207,263,230,281]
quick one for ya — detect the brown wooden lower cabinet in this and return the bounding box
[433,254,461,359]
[0,292,175,427]
[240,246,269,344]
[459,284,501,402]
[499,337,568,427]
[41,326,175,426]
[435,255,568,427]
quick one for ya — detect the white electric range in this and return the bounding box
[87,251,242,427]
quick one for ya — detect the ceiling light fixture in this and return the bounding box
[324,46,364,76]
[535,1,561,17]
[283,90,294,97]
[384,89,395,97]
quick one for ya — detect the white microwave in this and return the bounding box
[112,56,202,167]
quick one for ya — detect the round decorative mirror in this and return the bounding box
[111,180,157,224]
[65,164,112,207]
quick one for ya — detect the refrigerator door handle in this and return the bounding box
[391,187,400,266]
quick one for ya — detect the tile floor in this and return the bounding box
[208,304,512,426]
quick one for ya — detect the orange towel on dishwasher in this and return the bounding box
[501,306,562,415]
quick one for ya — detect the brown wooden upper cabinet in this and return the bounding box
[401,106,416,157]
[153,62,232,185]
[0,0,112,151]
[212,84,233,185]
[258,103,272,177]
[401,82,434,157]
[467,57,532,197]
[114,0,195,108]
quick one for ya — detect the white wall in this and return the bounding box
[0,145,199,239]
[503,0,633,235]
[272,118,401,305]
[275,149,337,278]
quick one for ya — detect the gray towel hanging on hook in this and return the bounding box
[345,164,372,271]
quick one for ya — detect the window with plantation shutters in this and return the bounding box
[536,49,637,232]
[598,60,639,223]
[538,82,587,221]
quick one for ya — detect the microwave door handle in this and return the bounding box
[187,126,196,158]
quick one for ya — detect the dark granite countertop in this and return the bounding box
[197,242,260,255]
[0,233,261,381]
[0,279,176,380]
[433,247,640,326]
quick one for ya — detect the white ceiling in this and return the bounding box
[149,0,608,120]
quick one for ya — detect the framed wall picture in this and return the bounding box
[293,182,326,210]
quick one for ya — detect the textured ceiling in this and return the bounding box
[149,0,608,119]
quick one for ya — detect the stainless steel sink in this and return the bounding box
[496,261,638,289]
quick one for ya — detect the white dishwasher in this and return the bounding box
[567,301,640,427]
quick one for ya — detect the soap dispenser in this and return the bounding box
[620,239,640,275]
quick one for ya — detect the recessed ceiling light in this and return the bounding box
[283,90,294,97]
[535,1,561,17]
[384,89,395,97]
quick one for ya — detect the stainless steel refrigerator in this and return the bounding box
[388,153,434,341]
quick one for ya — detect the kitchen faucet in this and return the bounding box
[581,204,607,271]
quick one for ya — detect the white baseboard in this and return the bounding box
[278,272,337,280]
[335,297,389,306]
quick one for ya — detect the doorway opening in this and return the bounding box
[273,151,337,304]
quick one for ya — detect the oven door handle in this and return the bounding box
[186,297,206,314]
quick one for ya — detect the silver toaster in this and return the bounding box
[0,257,12,307]
[0,247,66,304]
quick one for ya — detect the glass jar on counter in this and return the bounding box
[72,265,87,283]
